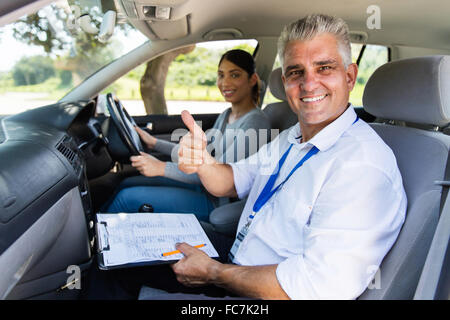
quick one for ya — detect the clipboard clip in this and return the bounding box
[96,221,110,252]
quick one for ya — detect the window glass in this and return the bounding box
[350,44,388,106]
[106,39,258,116]
[262,44,389,108]
[262,55,282,108]
[0,0,147,115]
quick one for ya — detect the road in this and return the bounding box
[0,92,230,116]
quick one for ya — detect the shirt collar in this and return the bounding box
[287,104,358,152]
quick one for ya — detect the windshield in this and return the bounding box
[0,0,147,115]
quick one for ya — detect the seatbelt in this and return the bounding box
[435,151,450,215]
[414,151,450,299]
[414,177,450,299]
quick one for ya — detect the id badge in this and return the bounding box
[228,223,250,262]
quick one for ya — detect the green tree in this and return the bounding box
[168,47,217,87]
[140,45,195,114]
[11,1,193,114]
[11,2,127,86]
[230,43,255,54]
[12,55,55,85]
[166,43,257,89]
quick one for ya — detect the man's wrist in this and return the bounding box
[197,163,206,176]
[207,260,230,285]
[196,153,215,175]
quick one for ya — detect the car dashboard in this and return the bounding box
[0,100,112,299]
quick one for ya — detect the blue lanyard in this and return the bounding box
[250,144,319,219]
[250,115,359,220]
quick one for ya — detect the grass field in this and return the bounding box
[0,75,366,107]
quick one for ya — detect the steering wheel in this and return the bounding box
[105,93,144,156]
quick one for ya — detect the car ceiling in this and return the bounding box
[119,0,450,50]
[1,0,449,51]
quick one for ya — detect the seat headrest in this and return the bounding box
[363,55,450,127]
[269,67,287,101]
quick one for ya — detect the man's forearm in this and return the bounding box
[197,162,237,197]
[209,263,290,300]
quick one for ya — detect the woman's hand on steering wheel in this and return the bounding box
[135,126,157,149]
[105,93,144,156]
[130,152,165,177]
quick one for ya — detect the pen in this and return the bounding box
[161,243,206,257]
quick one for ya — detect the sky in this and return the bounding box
[0,25,46,72]
[0,0,257,73]
[0,22,257,73]
[0,3,148,73]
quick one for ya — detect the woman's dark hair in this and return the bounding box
[219,49,260,106]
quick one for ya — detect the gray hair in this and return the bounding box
[277,14,352,72]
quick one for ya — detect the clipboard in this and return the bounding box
[95,213,219,270]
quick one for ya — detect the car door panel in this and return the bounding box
[0,187,91,299]
[132,113,219,160]
[0,103,97,299]
[133,113,218,135]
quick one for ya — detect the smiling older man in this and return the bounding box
[85,14,406,300]
[168,14,407,300]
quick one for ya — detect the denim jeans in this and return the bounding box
[104,176,215,222]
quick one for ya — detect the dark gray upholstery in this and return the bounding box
[263,101,297,133]
[358,125,450,299]
[209,198,246,236]
[358,56,450,299]
[262,67,297,132]
[267,67,286,101]
[364,55,450,126]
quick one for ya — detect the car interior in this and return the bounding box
[0,0,449,300]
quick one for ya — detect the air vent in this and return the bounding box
[56,136,80,173]
[57,142,76,163]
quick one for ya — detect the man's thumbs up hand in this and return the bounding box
[178,110,215,174]
[181,110,205,137]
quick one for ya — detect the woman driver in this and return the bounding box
[104,49,271,221]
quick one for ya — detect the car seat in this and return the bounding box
[358,55,450,299]
[262,67,298,133]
